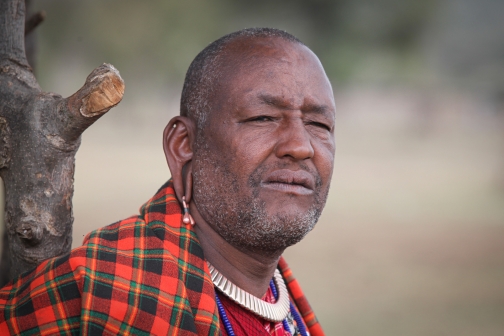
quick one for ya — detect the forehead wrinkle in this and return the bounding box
[257,93,333,117]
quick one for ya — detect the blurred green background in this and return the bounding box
[3,0,504,334]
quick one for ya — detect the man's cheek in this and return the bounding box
[316,153,334,178]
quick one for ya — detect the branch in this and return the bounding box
[0,0,28,66]
[55,63,125,143]
[25,10,45,36]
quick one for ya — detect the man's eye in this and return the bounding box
[249,116,273,122]
[308,121,331,131]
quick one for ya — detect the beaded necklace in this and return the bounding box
[215,279,309,336]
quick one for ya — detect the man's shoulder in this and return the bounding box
[78,213,174,262]
[81,214,145,246]
[81,178,181,248]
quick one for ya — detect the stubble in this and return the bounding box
[191,138,329,254]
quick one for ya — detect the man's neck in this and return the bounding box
[190,204,283,298]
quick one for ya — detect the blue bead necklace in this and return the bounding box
[215,279,309,336]
[215,293,236,336]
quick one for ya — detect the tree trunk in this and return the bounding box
[0,0,125,285]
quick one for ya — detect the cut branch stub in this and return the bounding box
[75,63,124,117]
[58,63,125,143]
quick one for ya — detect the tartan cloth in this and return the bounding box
[0,180,324,335]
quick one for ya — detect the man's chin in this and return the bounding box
[221,212,319,254]
[235,230,312,256]
[261,200,319,219]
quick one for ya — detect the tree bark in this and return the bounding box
[0,0,125,285]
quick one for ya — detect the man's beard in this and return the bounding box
[191,141,329,254]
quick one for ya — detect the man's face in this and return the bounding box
[192,38,335,254]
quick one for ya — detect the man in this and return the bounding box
[0,28,334,335]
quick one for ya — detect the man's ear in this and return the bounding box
[163,116,195,203]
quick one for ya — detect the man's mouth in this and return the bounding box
[261,169,315,195]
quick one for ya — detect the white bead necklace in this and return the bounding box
[207,262,291,322]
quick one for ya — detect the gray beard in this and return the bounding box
[191,141,328,254]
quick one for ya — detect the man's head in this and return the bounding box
[164,28,335,255]
[180,28,303,130]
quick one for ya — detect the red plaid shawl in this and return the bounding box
[0,180,324,335]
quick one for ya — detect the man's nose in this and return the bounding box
[274,119,314,160]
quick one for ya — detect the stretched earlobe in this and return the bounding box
[182,162,193,203]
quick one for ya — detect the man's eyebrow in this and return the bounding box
[303,102,331,115]
[258,93,331,114]
[258,94,292,109]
